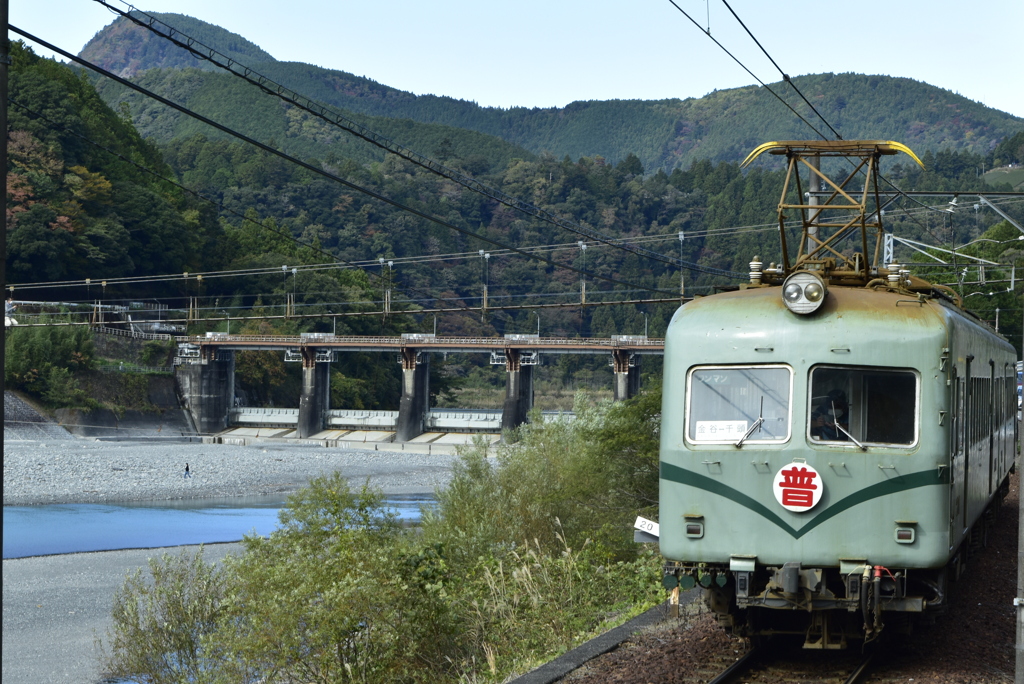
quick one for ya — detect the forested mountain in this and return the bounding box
[91,66,536,172]
[8,21,1024,410]
[80,14,1024,172]
[79,11,277,77]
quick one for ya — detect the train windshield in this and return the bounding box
[686,366,792,444]
[808,366,918,447]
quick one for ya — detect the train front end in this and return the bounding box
[659,282,953,647]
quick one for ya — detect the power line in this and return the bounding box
[90,0,746,280]
[6,97,492,319]
[719,0,842,140]
[15,296,687,329]
[664,0,829,140]
[9,27,684,302]
[671,0,985,258]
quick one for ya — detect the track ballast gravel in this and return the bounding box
[565,471,1020,683]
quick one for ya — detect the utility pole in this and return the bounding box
[481,251,489,321]
[679,231,685,297]
[2,0,9,421]
[1015,296,1024,684]
[1017,301,1023,684]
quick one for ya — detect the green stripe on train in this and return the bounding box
[660,462,950,539]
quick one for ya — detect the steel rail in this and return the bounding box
[707,644,763,684]
[843,652,876,684]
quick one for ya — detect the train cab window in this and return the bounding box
[808,366,918,447]
[686,366,792,445]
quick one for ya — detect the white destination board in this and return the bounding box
[693,420,748,440]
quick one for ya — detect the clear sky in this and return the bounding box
[10,0,1024,120]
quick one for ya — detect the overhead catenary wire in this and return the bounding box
[8,27,688,302]
[15,296,688,330]
[671,0,999,258]
[15,285,687,322]
[89,0,746,279]
[664,0,829,141]
[719,0,843,140]
[19,20,1012,295]
[11,89,1013,299]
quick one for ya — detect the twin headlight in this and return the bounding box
[782,271,827,314]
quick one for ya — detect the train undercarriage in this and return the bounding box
[662,479,1008,649]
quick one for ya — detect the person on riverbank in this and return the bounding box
[184,463,191,479]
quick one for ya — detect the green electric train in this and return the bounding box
[657,141,1018,647]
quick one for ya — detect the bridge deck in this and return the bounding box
[183,334,664,354]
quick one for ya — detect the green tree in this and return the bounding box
[210,475,410,683]
[5,323,94,400]
[101,549,226,684]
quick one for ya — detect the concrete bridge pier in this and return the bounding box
[176,349,235,434]
[396,348,430,442]
[501,349,535,434]
[296,348,331,439]
[612,350,641,401]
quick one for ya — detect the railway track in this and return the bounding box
[560,612,887,684]
[708,640,877,684]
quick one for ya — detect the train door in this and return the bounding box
[962,357,972,535]
[988,361,995,497]
[950,366,965,550]
[1008,363,1016,477]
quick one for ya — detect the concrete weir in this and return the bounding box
[501,349,535,433]
[296,349,331,439]
[612,349,641,402]
[176,348,234,434]
[176,333,662,441]
[395,347,431,442]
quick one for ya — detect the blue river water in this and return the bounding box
[2,495,432,559]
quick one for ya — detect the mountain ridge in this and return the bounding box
[80,14,1024,171]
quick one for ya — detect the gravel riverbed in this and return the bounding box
[3,439,460,506]
[3,435,462,684]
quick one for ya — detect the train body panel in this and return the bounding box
[658,284,1015,642]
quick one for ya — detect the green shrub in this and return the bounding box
[100,549,226,684]
[140,339,173,366]
[423,387,662,564]
[6,323,95,407]
[40,366,90,408]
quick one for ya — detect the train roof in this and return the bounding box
[670,285,1013,357]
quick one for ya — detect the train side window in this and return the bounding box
[808,366,918,447]
[686,365,792,445]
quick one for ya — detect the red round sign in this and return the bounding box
[773,462,823,512]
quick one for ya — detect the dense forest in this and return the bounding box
[6,36,1024,411]
[78,14,1024,173]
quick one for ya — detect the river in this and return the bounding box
[3,494,432,558]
